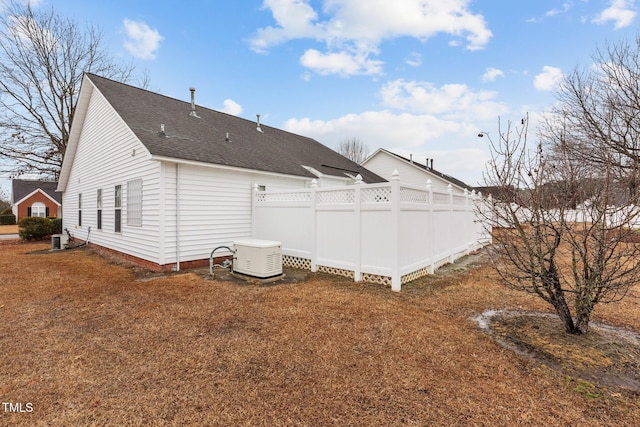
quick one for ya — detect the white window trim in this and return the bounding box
[127,179,142,226]
[31,202,46,218]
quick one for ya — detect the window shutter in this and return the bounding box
[27,207,32,216]
[46,207,50,217]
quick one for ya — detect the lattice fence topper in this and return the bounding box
[316,189,355,204]
[399,186,428,203]
[256,191,311,203]
[432,192,451,204]
[362,186,392,203]
[453,194,469,206]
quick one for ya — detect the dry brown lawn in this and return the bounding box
[1,241,639,426]
[0,224,18,234]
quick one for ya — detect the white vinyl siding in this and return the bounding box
[159,162,309,265]
[61,84,160,263]
[364,151,463,193]
[61,76,348,267]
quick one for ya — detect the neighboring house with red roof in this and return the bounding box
[11,179,61,221]
[57,74,385,271]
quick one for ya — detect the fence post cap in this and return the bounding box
[355,174,363,185]
[311,179,318,188]
[391,170,400,180]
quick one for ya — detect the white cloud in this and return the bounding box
[482,67,504,82]
[222,99,243,116]
[250,0,492,76]
[251,0,321,53]
[123,19,163,60]
[379,79,509,120]
[405,52,422,67]
[0,0,45,9]
[300,49,383,76]
[592,0,637,29]
[534,66,564,91]
[285,110,463,151]
[546,2,573,17]
[283,110,489,184]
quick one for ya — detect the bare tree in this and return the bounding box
[480,116,640,335]
[545,35,640,197]
[0,1,136,178]
[0,187,10,212]
[337,137,369,164]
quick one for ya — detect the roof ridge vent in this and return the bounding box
[256,114,264,133]
[189,87,200,118]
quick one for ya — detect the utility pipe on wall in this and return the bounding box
[175,163,180,271]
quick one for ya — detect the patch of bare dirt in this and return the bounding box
[475,310,640,395]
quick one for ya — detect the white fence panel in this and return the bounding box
[316,207,358,271]
[251,190,314,260]
[361,209,395,276]
[252,174,489,291]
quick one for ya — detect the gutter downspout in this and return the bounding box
[175,163,180,271]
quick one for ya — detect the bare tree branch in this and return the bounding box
[0,1,138,179]
[337,137,369,164]
[479,115,640,335]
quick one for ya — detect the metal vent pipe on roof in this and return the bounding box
[189,87,199,118]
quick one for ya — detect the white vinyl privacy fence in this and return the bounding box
[252,172,491,291]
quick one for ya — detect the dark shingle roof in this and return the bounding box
[380,149,475,191]
[86,74,385,183]
[12,179,61,204]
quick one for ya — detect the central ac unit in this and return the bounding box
[233,239,282,278]
[51,233,69,250]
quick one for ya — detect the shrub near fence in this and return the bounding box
[252,171,491,291]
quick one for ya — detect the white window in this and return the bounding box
[97,189,102,230]
[31,202,46,217]
[115,185,122,233]
[127,179,142,226]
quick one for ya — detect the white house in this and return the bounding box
[57,74,385,271]
[361,148,474,193]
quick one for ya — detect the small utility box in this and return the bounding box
[233,239,282,278]
[51,234,69,250]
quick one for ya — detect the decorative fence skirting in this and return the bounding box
[253,172,491,291]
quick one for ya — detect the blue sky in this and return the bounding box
[2,0,639,196]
